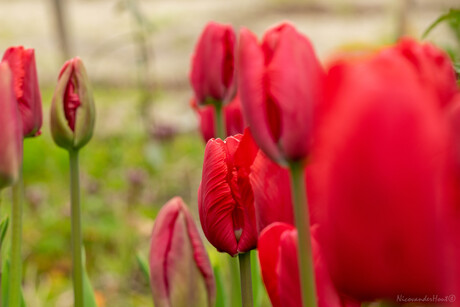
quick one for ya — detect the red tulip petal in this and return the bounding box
[250,151,294,233]
[199,138,239,255]
[2,46,42,137]
[224,95,245,137]
[238,28,281,162]
[190,22,236,104]
[258,222,295,307]
[393,37,457,108]
[264,24,325,161]
[0,62,22,188]
[319,52,454,300]
[277,229,302,307]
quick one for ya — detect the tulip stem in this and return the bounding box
[9,169,23,307]
[229,257,242,307]
[214,103,226,139]
[238,252,253,307]
[288,161,317,307]
[69,149,83,307]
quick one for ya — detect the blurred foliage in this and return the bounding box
[1,85,209,306]
[424,9,460,84]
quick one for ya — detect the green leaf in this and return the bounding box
[136,252,151,287]
[82,247,98,307]
[0,217,9,248]
[2,257,10,307]
[423,9,460,38]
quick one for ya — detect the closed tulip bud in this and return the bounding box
[190,22,236,106]
[50,57,95,151]
[2,46,42,137]
[258,223,359,307]
[317,50,456,301]
[198,128,259,256]
[238,23,325,164]
[149,197,216,307]
[0,63,23,189]
[190,94,245,142]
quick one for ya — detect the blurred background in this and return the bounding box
[0,0,458,306]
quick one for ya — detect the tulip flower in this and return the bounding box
[389,38,457,108]
[2,46,42,138]
[190,22,236,106]
[198,129,259,256]
[50,57,95,151]
[317,49,456,302]
[258,223,359,307]
[190,94,245,142]
[0,62,22,189]
[150,197,216,307]
[238,22,325,163]
[249,150,294,233]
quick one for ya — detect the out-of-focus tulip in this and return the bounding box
[388,38,457,108]
[2,46,42,137]
[190,94,245,142]
[238,22,325,164]
[190,22,236,106]
[0,63,22,189]
[149,197,216,307]
[258,222,359,307]
[317,49,456,302]
[50,57,95,151]
[249,150,294,233]
[198,129,259,256]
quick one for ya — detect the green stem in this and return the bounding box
[229,256,241,307]
[9,169,23,307]
[238,252,253,307]
[288,161,317,307]
[69,149,83,307]
[214,103,225,139]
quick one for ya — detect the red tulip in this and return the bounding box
[388,38,457,108]
[249,150,294,233]
[258,222,359,307]
[2,46,42,137]
[317,49,456,301]
[238,22,325,163]
[50,57,95,151]
[190,22,236,106]
[149,197,216,307]
[0,63,23,189]
[198,129,258,256]
[190,94,245,142]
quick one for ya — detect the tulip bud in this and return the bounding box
[190,22,236,106]
[258,223,358,307]
[2,46,42,138]
[317,50,455,301]
[198,128,259,256]
[50,57,95,151]
[149,197,215,307]
[238,23,325,164]
[0,63,23,189]
[190,94,245,142]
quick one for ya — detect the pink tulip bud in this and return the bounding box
[2,46,42,138]
[238,23,325,164]
[149,197,216,307]
[50,57,95,151]
[190,94,245,142]
[190,22,236,106]
[198,128,259,256]
[0,62,23,189]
